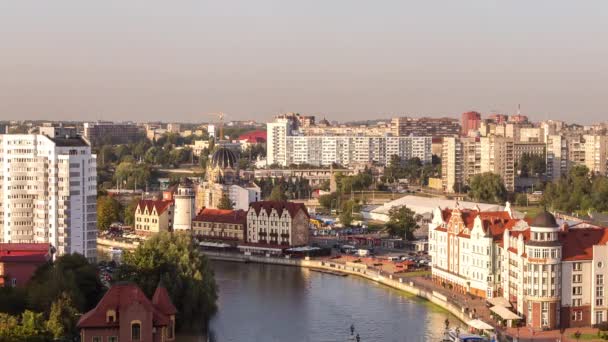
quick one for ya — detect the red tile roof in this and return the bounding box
[194,208,246,225]
[237,130,267,143]
[249,201,309,218]
[560,228,608,261]
[0,243,50,263]
[152,285,177,316]
[445,209,517,239]
[77,283,174,329]
[137,199,173,215]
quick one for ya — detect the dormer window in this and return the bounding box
[106,309,116,323]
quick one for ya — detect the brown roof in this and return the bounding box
[152,284,177,316]
[249,201,309,218]
[137,199,173,215]
[77,283,173,328]
[194,208,246,225]
[560,228,608,261]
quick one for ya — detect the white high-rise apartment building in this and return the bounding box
[0,134,97,261]
[584,135,608,176]
[284,135,431,167]
[266,119,290,166]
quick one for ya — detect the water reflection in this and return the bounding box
[208,261,462,342]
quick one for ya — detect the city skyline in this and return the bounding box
[1,0,607,123]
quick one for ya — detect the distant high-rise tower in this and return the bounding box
[461,111,481,136]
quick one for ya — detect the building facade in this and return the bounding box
[78,282,177,342]
[0,134,97,261]
[245,201,309,247]
[193,208,247,244]
[83,121,142,146]
[0,243,51,287]
[461,111,482,136]
[429,204,608,330]
[391,117,461,138]
[134,191,174,235]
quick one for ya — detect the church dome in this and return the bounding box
[531,210,558,228]
[211,147,237,169]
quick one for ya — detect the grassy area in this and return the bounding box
[512,205,544,219]
[569,332,603,341]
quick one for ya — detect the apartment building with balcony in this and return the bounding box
[0,134,97,261]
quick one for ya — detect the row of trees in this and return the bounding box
[384,155,441,186]
[543,165,608,214]
[0,254,104,340]
[256,177,312,201]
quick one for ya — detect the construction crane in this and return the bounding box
[203,112,226,140]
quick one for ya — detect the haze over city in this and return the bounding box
[1,0,607,123]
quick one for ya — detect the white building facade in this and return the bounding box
[0,134,97,261]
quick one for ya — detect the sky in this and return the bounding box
[1,1,607,124]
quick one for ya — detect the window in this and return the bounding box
[573,286,583,295]
[597,298,604,307]
[573,298,582,307]
[574,263,582,271]
[573,274,582,283]
[131,322,141,341]
[108,337,118,342]
[597,286,604,298]
[93,338,101,342]
[599,275,605,285]
[597,311,605,324]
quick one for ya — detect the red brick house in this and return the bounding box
[0,243,51,287]
[78,282,177,342]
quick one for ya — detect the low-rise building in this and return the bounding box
[77,282,177,342]
[0,243,51,287]
[193,208,247,244]
[134,191,174,235]
[240,201,310,255]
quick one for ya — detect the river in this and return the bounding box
[206,260,462,342]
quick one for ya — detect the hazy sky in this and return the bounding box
[1,1,607,123]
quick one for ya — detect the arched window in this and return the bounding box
[131,321,141,340]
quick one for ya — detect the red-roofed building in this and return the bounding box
[134,191,175,235]
[241,201,309,255]
[193,208,247,244]
[237,130,267,144]
[78,282,176,342]
[430,202,608,330]
[0,243,51,287]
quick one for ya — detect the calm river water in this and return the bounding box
[206,260,462,342]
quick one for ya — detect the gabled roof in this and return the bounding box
[249,201,309,218]
[194,208,247,225]
[152,284,177,316]
[77,282,173,328]
[560,228,608,261]
[137,199,173,215]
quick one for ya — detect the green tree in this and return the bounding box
[117,232,218,328]
[124,198,140,227]
[269,185,287,201]
[217,194,234,210]
[386,205,420,240]
[515,193,528,207]
[27,254,104,314]
[468,172,507,204]
[97,196,122,230]
[46,292,80,340]
[339,200,361,226]
[318,192,339,210]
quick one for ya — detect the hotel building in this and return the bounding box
[429,203,608,329]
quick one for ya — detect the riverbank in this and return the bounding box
[201,251,471,325]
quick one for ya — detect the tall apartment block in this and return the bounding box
[441,136,515,192]
[83,121,143,146]
[390,117,460,138]
[461,111,481,136]
[0,134,97,261]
